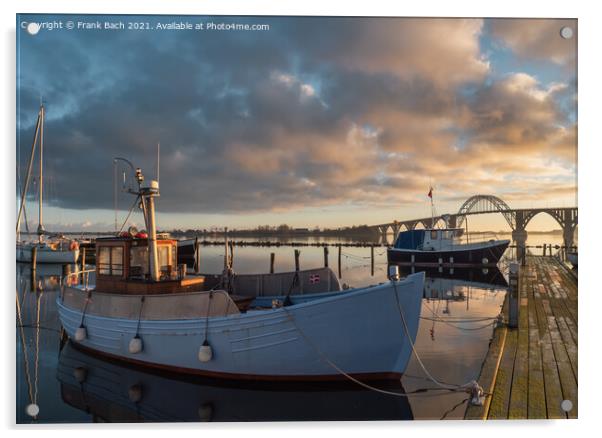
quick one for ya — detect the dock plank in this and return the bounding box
[509,290,529,418]
[464,256,577,420]
[526,270,546,419]
[488,327,517,419]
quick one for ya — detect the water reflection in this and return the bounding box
[16,237,525,422]
[56,343,413,422]
[400,266,507,419]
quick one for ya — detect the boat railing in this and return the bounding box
[60,287,240,320]
[61,268,96,296]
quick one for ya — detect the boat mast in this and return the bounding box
[133,166,160,282]
[140,175,160,282]
[37,104,45,242]
[16,105,43,237]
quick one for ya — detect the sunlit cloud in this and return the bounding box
[16,16,577,229]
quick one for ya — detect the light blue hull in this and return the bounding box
[57,272,424,381]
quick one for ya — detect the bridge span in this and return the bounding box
[370,195,577,252]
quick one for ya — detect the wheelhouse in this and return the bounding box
[94,235,204,294]
[393,228,464,251]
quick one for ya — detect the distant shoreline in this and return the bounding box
[20,229,565,237]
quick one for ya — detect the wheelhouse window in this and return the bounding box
[442,230,454,240]
[158,245,171,270]
[98,245,124,277]
[430,230,439,240]
[130,246,149,278]
[98,246,110,275]
[111,246,123,276]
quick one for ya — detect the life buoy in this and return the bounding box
[69,241,79,251]
[135,232,148,239]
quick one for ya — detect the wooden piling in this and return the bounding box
[371,245,375,276]
[294,249,300,271]
[81,246,86,282]
[543,243,547,257]
[508,263,519,328]
[194,237,200,274]
[337,244,342,279]
[228,241,234,268]
[31,246,38,270]
[323,246,329,268]
[270,252,275,274]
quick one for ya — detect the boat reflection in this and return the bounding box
[16,262,84,293]
[398,266,507,287]
[57,343,414,422]
[397,266,508,300]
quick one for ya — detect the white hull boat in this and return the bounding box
[16,104,81,264]
[58,272,424,381]
[17,242,79,264]
[57,159,425,381]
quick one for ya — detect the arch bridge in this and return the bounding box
[371,194,577,250]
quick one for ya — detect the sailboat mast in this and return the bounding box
[16,105,42,236]
[37,104,45,241]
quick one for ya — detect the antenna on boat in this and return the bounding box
[113,156,161,281]
[156,142,160,185]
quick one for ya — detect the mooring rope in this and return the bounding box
[420,301,500,332]
[391,280,485,393]
[281,296,473,399]
[134,296,145,337]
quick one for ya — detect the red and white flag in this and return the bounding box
[427,187,433,199]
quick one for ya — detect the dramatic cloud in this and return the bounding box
[490,18,577,67]
[16,16,577,228]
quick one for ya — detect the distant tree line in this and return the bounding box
[167,224,380,238]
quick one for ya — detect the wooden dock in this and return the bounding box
[465,256,577,419]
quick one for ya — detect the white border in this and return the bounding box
[2,1,601,436]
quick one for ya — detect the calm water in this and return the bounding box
[16,233,565,422]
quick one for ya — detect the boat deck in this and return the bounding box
[464,256,577,419]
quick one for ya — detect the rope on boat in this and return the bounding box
[203,291,213,343]
[281,306,471,399]
[117,195,141,234]
[79,290,92,328]
[390,280,486,404]
[134,296,145,337]
[420,301,500,332]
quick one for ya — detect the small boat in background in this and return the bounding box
[17,239,79,264]
[388,228,509,267]
[58,160,425,382]
[16,104,80,264]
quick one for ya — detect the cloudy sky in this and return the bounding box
[16,15,577,231]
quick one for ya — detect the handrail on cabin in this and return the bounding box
[61,269,96,300]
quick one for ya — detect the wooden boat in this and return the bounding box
[16,104,79,264]
[57,162,425,381]
[57,342,413,422]
[387,228,509,267]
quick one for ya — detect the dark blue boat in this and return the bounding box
[388,228,510,266]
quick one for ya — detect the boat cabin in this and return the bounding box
[393,228,464,251]
[94,235,205,294]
